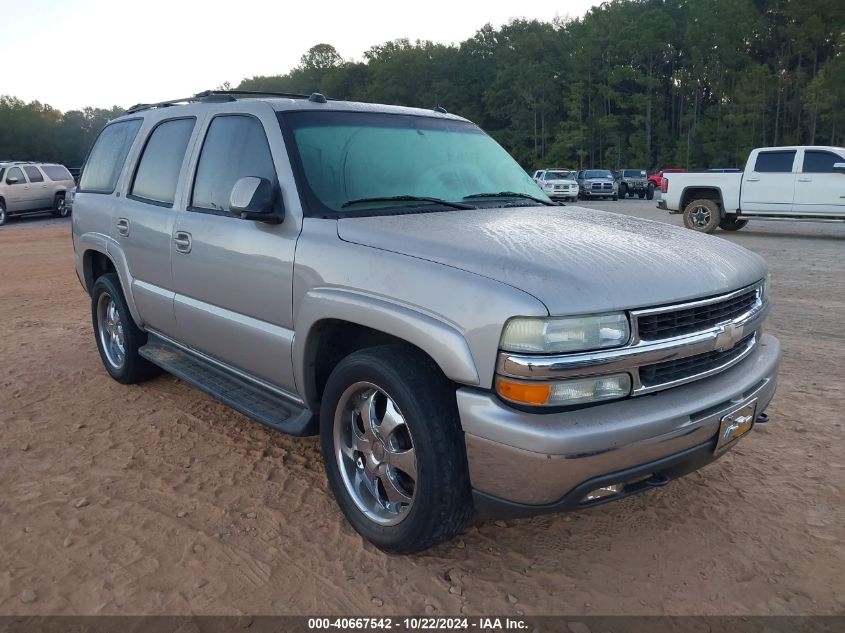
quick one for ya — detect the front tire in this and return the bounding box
[0,201,6,227]
[619,183,628,198]
[719,215,748,231]
[320,344,472,554]
[683,199,721,233]
[91,273,160,384]
[612,194,618,201]
[646,183,655,200]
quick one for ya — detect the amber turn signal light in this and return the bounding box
[495,378,551,405]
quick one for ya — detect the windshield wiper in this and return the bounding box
[463,191,556,206]
[341,195,474,210]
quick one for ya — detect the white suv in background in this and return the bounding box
[0,162,75,226]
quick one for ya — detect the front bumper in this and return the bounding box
[580,188,617,197]
[543,187,579,199]
[459,333,780,514]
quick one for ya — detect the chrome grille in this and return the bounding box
[639,334,756,388]
[636,288,759,341]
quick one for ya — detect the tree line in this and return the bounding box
[2,0,843,171]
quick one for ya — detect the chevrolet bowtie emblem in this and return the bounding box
[715,322,743,351]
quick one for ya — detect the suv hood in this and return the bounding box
[337,206,766,315]
[543,178,577,186]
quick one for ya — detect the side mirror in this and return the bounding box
[833,162,845,174]
[6,176,19,185]
[229,176,283,224]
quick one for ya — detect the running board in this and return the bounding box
[139,336,317,436]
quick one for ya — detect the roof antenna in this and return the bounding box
[309,93,328,104]
[433,105,448,114]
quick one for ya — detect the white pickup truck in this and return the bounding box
[659,146,845,232]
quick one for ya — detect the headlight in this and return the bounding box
[500,313,630,354]
[496,373,632,406]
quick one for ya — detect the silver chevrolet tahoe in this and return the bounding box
[71,90,781,553]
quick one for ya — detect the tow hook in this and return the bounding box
[755,413,770,425]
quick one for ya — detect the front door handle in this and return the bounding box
[797,177,812,182]
[745,177,761,182]
[116,218,130,237]
[174,231,192,254]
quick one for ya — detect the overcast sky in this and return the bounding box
[2,0,599,112]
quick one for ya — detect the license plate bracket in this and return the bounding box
[715,399,757,455]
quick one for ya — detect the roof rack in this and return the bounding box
[126,90,331,114]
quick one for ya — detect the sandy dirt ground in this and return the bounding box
[1,203,843,616]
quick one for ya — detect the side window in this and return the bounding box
[754,151,796,173]
[79,119,143,193]
[6,167,26,184]
[191,115,276,212]
[23,166,44,182]
[41,165,73,181]
[802,150,842,174]
[130,118,196,206]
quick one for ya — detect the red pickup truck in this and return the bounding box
[648,168,686,187]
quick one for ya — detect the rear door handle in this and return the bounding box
[745,177,760,182]
[116,218,130,237]
[174,231,192,254]
[797,177,812,182]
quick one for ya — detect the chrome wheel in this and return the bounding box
[56,197,69,217]
[333,382,417,526]
[690,205,712,228]
[97,293,126,369]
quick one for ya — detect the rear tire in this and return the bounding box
[0,201,6,227]
[619,183,628,198]
[51,194,69,218]
[646,183,655,200]
[320,344,472,554]
[91,273,160,384]
[719,216,748,231]
[612,194,618,201]
[683,199,721,233]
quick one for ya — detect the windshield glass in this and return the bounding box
[546,170,572,180]
[280,111,548,215]
[583,170,613,179]
[623,169,646,177]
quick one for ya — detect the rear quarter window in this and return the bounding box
[79,119,143,193]
[41,165,73,181]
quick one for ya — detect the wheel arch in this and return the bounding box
[294,289,480,412]
[681,187,726,217]
[77,235,143,327]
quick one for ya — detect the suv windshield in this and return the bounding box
[583,170,613,179]
[279,111,548,215]
[623,169,646,177]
